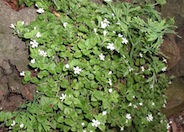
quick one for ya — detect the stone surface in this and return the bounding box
[162,78,184,117]
[0,1,37,111]
[161,0,184,28]
[160,34,180,70]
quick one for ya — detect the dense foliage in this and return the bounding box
[0,0,175,131]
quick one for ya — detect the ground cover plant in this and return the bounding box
[0,0,175,131]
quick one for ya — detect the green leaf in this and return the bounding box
[93,91,104,100]
[61,78,69,88]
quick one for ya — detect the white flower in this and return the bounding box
[112,13,114,16]
[140,66,145,72]
[146,114,153,122]
[139,52,143,58]
[31,59,35,64]
[34,27,37,30]
[118,33,123,37]
[133,105,137,109]
[11,120,16,126]
[112,31,116,34]
[120,126,124,131]
[104,0,112,2]
[20,71,25,76]
[73,66,82,74]
[107,43,115,51]
[38,49,47,57]
[102,111,107,115]
[122,37,128,44]
[103,30,107,36]
[108,78,112,86]
[100,18,110,29]
[163,58,167,63]
[128,103,132,107]
[139,102,143,106]
[63,22,68,28]
[20,123,24,128]
[81,122,85,126]
[161,67,167,72]
[65,64,70,68]
[99,53,105,61]
[30,40,38,48]
[37,8,44,13]
[60,94,66,101]
[167,123,170,130]
[92,119,100,127]
[21,21,25,25]
[83,130,86,132]
[128,66,134,72]
[152,102,155,106]
[94,28,97,33]
[108,71,112,75]
[126,113,132,120]
[36,32,41,38]
[108,88,112,93]
[10,24,15,29]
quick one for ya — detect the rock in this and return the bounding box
[162,78,184,117]
[167,25,184,77]
[160,34,180,70]
[0,1,37,72]
[161,0,184,28]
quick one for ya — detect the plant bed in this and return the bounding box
[0,0,175,131]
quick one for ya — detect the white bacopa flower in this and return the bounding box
[60,94,66,101]
[81,122,85,126]
[83,130,86,132]
[122,37,128,44]
[167,123,170,130]
[30,40,38,48]
[94,28,97,33]
[92,119,100,127]
[100,18,110,29]
[108,78,112,86]
[146,114,153,122]
[161,67,167,72]
[152,102,155,106]
[104,0,112,2]
[99,53,105,61]
[10,24,15,29]
[120,126,124,131]
[139,102,143,106]
[63,22,68,28]
[128,103,132,107]
[128,66,134,72]
[163,58,167,63]
[107,43,115,51]
[139,52,143,58]
[103,30,107,36]
[20,71,25,76]
[108,71,112,75]
[126,113,132,120]
[102,111,107,115]
[20,123,24,128]
[36,32,41,38]
[34,27,37,30]
[65,64,70,68]
[38,49,47,57]
[21,21,25,25]
[37,8,44,13]
[31,59,35,64]
[108,88,112,93]
[11,120,16,126]
[112,31,116,34]
[133,105,137,109]
[112,13,114,16]
[73,66,82,74]
[118,33,123,37]
[140,66,145,72]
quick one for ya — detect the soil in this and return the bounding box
[1,0,184,132]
